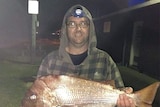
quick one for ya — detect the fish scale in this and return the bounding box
[21,75,160,107]
[54,86,119,105]
[51,77,119,105]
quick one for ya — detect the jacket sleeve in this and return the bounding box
[108,56,124,88]
[37,56,50,78]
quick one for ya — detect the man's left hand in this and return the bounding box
[116,87,135,107]
[117,94,135,107]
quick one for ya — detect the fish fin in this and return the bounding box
[135,82,160,105]
[138,103,152,107]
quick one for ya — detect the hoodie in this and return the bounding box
[37,4,124,88]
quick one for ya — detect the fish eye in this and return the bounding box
[29,94,37,100]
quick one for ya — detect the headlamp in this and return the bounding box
[71,7,84,18]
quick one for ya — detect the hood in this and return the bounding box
[59,4,97,57]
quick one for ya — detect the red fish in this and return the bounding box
[21,75,160,107]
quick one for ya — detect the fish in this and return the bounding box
[21,75,160,107]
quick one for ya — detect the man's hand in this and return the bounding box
[122,87,133,94]
[117,94,135,107]
[116,87,135,107]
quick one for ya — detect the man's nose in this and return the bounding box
[75,24,81,30]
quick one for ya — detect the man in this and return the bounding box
[37,4,135,107]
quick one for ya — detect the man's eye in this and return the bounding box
[81,22,87,26]
[67,21,89,28]
[70,22,75,26]
[80,22,89,27]
[67,22,75,27]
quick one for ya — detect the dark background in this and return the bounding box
[0,0,159,80]
[0,0,146,45]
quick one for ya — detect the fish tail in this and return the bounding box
[135,82,160,105]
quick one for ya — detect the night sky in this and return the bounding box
[0,0,142,48]
[37,0,119,37]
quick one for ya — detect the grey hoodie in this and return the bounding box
[37,4,124,88]
[59,4,97,63]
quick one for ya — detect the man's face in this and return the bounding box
[66,16,89,47]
